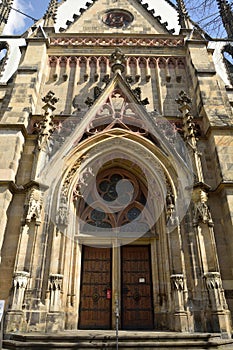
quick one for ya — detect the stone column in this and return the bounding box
[170,274,188,331]
[5,271,29,332]
[48,274,63,312]
[0,187,12,263]
[11,271,30,310]
[204,272,231,336]
[175,90,232,336]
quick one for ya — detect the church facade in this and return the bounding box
[0,0,233,343]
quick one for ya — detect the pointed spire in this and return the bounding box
[43,0,58,28]
[0,0,14,35]
[176,0,190,29]
[216,0,233,39]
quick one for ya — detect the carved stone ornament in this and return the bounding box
[12,271,30,310]
[102,9,134,28]
[170,274,184,291]
[73,166,95,200]
[49,273,63,291]
[110,48,126,74]
[56,195,68,226]
[50,37,184,47]
[203,272,228,311]
[175,90,192,107]
[204,272,222,290]
[42,90,59,113]
[192,189,214,226]
[25,188,43,224]
[61,157,84,198]
[37,91,59,151]
[166,193,178,226]
[13,271,30,289]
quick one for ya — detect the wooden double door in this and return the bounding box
[79,245,154,330]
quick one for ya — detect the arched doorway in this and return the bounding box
[77,165,155,330]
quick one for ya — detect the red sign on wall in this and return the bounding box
[106,289,112,299]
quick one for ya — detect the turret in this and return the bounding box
[43,0,59,30]
[0,0,13,35]
[176,0,191,30]
[217,0,233,38]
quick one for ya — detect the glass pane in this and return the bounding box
[127,207,141,220]
[110,174,122,183]
[91,209,106,221]
[99,180,109,192]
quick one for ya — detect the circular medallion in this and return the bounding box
[102,9,134,28]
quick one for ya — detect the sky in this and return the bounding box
[4,0,179,35]
[2,0,225,38]
[3,0,54,35]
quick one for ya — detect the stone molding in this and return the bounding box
[50,37,184,47]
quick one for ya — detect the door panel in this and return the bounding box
[79,246,112,329]
[121,245,154,330]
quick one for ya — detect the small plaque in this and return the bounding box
[139,277,145,283]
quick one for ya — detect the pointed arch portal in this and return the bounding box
[43,125,192,331]
[77,164,154,330]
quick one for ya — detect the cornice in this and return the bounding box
[49,33,184,48]
[0,123,28,138]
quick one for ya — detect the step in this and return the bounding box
[3,331,233,350]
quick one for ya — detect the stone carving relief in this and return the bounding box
[73,166,94,200]
[55,195,68,227]
[192,189,213,227]
[61,158,84,198]
[36,91,59,152]
[25,187,43,225]
[50,37,184,47]
[166,193,178,227]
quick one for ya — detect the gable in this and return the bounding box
[55,0,179,35]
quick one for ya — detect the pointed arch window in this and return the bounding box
[77,166,152,234]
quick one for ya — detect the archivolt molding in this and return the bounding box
[52,133,181,226]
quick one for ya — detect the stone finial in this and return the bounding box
[175,90,192,109]
[43,0,59,27]
[42,90,59,113]
[110,48,126,74]
[176,90,204,183]
[216,0,233,39]
[176,0,190,29]
[37,91,59,151]
[175,91,196,141]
